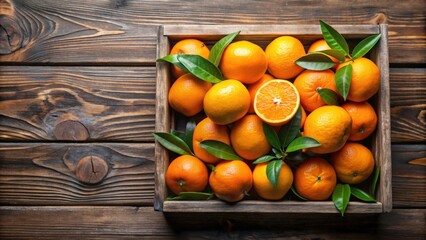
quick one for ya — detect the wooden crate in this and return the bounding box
[154,24,391,213]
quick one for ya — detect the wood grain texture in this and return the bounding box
[390,68,426,143]
[0,0,424,64]
[0,143,155,205]
[0,207,424,239]
[0,66,156,141]
[392,144,426,208]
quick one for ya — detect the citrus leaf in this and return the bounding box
[157,54,189,73]
[352,34,381,59]
[153,132,193,156]
[208,31,240,66]
[286,136,321,153]
[199,140,242,160]
[318,49,346,62]
[171,129,185,141]
[279,106,302,148]
[316,88,340,106]
[177,54,223,83]
[319,20,349,56]
[335,64,353,101]
[184,120,196,152]
[291,186,307,201]
[263,122,282,151]
[266,160,283,187]
[253,155,278,164]
[295,52,336,70]
[370,166,381,196]
[272,148,284,158]
[350,187,376,202]
[166,192,214,201]
[332,183,351,216]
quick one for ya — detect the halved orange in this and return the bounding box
[254,79,300,126]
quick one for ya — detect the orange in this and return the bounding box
[336,57,380,102]
[293,69,338,113]
[254,79,300,126]
[265,36,306,79]
[168,73,212,117]
[308,39,339,69]
[303,105,352,154]
[170,39,210,78]
[165,155,208,195]
[193,117,231,164]
[219,41,268,84]
[247,73,275,113]
[230,114,271,160]
[209,160,253,202]
[253,161,293,200]
[300,106,307,129]
[331,142,375,184]
[342,101,378,141]
[294,157,337,200]
[203,79,250,125]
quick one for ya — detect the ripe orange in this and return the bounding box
[170,39,210,78]
[254,79,300,126]
[303,105,352,154]
[293,69,338,113]
[209,160,253,202]
[308,39,339,69]
[203,79,250,125]
[336,57,380,102]
[247,73,275,113]
[230,114,271,160]
[300,106,307,129]
[168,73,212,117]
[253,161,293,200]
[342,101,378,141]
[165,155,208,195]
[193,117,231,164]
[331,142,375,184]
[294,157,337,200]
[265,36,306,79]
[219,41,268,84]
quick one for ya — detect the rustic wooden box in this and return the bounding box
[154,24,391,213]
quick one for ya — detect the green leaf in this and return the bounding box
[263,122,282,151]
[352,34,381,59]
[157,54,189,73]
[286,136,321,153]
[320,20,350,56]
[316,88,340,106]
[332,183,351,216]
[295,52,336,70]
[208,31,240,66]
[177,54,223,83]
[153,132,193,156]
[272,148,284,158]
[335,64,353,101]
[279,106,302,148]
[266,160,283,187]
[166,192,214,200]
[291,186,307,201]
[318,49,346,62]
[370,166,381,196]
[253,155,278,164]
[199,140,242,160]
[184,120,196,152]
[350,187,376,202]
[171,129,186,141]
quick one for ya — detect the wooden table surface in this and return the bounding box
[0,0,425,239]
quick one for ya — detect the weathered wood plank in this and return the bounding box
[0,207,424,239]
[0,0,424,64]
[0,66,156,141]
[392,144,426,208]
[0,143,155,205]
[390,68,426,142]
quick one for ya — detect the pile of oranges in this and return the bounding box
[163,35,379,203]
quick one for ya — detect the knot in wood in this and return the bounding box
[0,15,24,54]
[54,120,90,141]
[76,156,109,184]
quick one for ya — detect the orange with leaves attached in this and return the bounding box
[253,161,293,200]
[170,39,210,78]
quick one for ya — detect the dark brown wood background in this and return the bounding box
[0,0,425,238]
